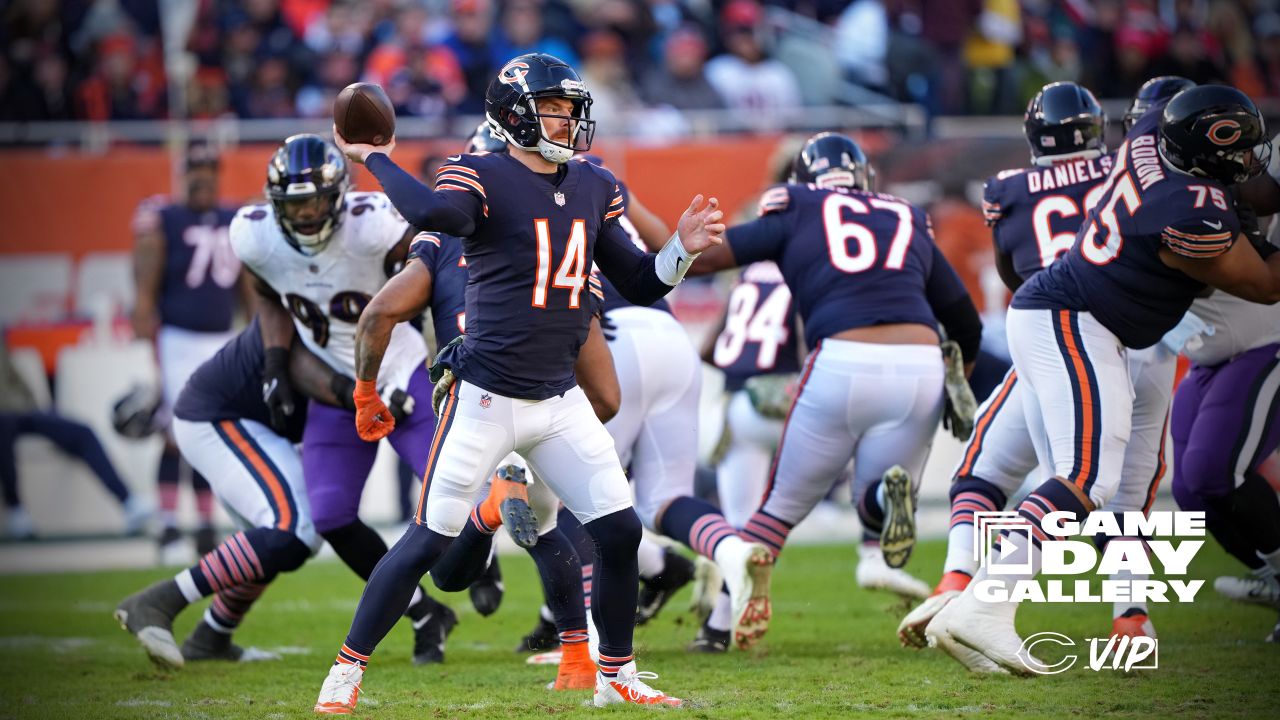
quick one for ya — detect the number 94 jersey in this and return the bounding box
[230,191,427,389]
[983,154,1113,281]
[712,261,800,392]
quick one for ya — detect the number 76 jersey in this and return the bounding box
[1013,108,1244,349]
[230,192,427,389]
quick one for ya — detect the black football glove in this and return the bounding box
[384,387,416,423]
[262,347,296,433]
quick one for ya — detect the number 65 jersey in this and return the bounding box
[1014,108,1244,349]
[230,191,427,389]
[983,154,1113,282]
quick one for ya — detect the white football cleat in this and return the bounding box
[688,555,723,620]
[879,466,916,569]
[713,536,774,649]
[923,591,1007,674]
[898,590,959,648]
[929,583,1032,675]
[525,649,563,666]
[314,662,364,714]
[856,544,930,599]
[593,661,682,707]
[1214,575,1280,608]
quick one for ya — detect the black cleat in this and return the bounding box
[516,614,560,653]
[115,579,188,669]
[181,621,244,662]
[637,548,696,625]
[411,599,458,665]
[687,624,730,654]
[491,465,539,549]
[469,554,504,617]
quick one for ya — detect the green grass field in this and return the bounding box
[1,540,1277,719]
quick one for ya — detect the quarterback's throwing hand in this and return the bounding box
[677,195,726,254]
[332,125,396,166]
[353,379,396,441]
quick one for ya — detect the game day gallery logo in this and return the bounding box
[972,510,1207,604]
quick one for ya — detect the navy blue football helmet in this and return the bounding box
[1024,82,1106,166]
[790,132,874,191]
[1124,76,1196,132]
[484,53,595,164]
[265,134,350,254]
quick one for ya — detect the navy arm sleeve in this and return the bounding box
[926,244,982,362]
[725,210,789,265]
[594,221,674,307]
[366,153,482,237]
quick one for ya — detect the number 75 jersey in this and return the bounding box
[726,183,968,351]
[230,192,427,389]
[1013,108,1244,349]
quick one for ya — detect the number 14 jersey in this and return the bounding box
[230,191,427,390]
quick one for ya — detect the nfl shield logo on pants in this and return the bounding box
[554,192,566,207]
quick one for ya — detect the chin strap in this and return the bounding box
[655,231,697,286]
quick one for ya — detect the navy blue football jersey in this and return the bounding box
[983,154,1114,281]
[1014,103,1243,349]
[726,184,970,350]
[133,197,240,332]
[172,316,307,442]
[712,261,801,392]
[424,152,641,399]
[408,232,468,347]
[595,178,672,317]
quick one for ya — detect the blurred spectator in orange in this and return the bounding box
[705,0,802,120]
[642,24,727,111]
[929,182,993,314]
[76,33,166,120]
[580,29,646,132]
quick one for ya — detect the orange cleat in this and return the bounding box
[1111,612,1156,639]
[478,464,538,548]
[552,642,596,690]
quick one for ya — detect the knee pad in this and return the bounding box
[584,507,642,560]
[949,476,1009,510]
[527,475,560,535]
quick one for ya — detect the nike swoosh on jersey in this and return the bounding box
[1204,219,1224,230]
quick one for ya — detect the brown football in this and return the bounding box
[334,82,396,146]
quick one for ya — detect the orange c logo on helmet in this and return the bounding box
[499,61,530,86]
[1207,119,1242,146]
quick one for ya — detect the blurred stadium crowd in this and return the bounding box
[6,0,1280,131]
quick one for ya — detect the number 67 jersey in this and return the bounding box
[727,183,969,350]
[1014,108,1244,349]
[230,192,427,389]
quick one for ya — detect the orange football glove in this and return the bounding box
[354,379,395,441]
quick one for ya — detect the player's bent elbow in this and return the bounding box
[590,388,621,423]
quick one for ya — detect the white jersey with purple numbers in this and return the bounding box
[1186,291,1280,367]
[230,191,426,391]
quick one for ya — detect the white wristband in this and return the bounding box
[655,231,699,286]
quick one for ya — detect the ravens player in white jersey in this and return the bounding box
[231,134,458,664]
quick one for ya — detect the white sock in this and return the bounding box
[875,482,886,511]
[202,607,234,634]
[943,523,979,577]
[174,569,203,603]
[540,604,554,622]
[637,538,666,579]
[706,588,732,632]
[1110,569,1149,618]
[408,586,425,609]
[1258,546,1280,577]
